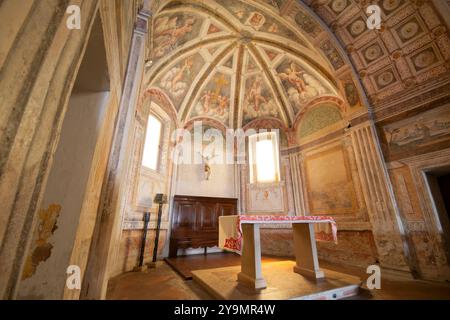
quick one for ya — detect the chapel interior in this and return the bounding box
[1,0,450,300]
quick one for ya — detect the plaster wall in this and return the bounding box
[176,163,236,198]
[17,92,109,299]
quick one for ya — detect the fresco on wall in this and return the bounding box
[242,75,279,125]
[262,47,280,61]
[276,59,330,114]
[221,0,302,44]
[223,55,234,69]
[261,0,285,11]
[156,53,205,110]
[298,104,342,139]
[152,13,203,59]
[247,183,285,213]
[207,22,223,35]
[382,105,450,159]
[206,43,222,57]
[246,54,259,73]
[305,147,358,215]
[320,40,345,70]
[293,9,321,37]
[344,81,360,107]
[190,72,231,124]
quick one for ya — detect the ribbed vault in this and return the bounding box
[144,0,365,135]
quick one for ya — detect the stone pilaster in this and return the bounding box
[80,11,150,300]
[350,123,412,273]
[0,0,99,299]
[288,153,306,215]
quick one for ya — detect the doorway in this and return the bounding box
[425,166,450,264]
[437,174,450,221]
[16,12,110,299]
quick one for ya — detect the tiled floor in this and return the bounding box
[106,254,450,300]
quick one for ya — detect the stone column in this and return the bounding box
[80,11,150,300]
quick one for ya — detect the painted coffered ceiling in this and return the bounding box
[143,0,450,131]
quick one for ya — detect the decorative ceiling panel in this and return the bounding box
[301,0,450,109]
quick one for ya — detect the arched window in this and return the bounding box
[142,114,162,170]
[248,131,280,184]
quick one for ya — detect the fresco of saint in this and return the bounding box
[159,57,194,98]
[243,76,278,124]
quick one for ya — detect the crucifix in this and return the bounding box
[198,151,217,181]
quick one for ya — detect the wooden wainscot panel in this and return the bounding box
[169,195,237,257]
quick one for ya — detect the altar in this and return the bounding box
[191,215,362,300]
[218,215,337,289]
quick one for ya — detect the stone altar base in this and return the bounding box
[192,261,361,300]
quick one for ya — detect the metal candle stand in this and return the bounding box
[133,212,150,272]
[148,193,167,268]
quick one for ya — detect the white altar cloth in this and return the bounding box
[219,215,337,254]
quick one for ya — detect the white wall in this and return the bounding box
[175,162,236,198]
[17,91,109,299]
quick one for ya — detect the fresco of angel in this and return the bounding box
[217,95,229,116]
[159,58,194,98]
[153,15,196,58]
[193,90,229,123]
[278,62,327,110]
[200,90,213,113]
[278,63,307,94]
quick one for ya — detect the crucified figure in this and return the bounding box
[199,151,216,181]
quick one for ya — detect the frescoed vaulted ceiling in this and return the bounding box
[143,0,450,137]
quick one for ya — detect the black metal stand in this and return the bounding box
[151,202,163,264]
[133,212,150,272]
